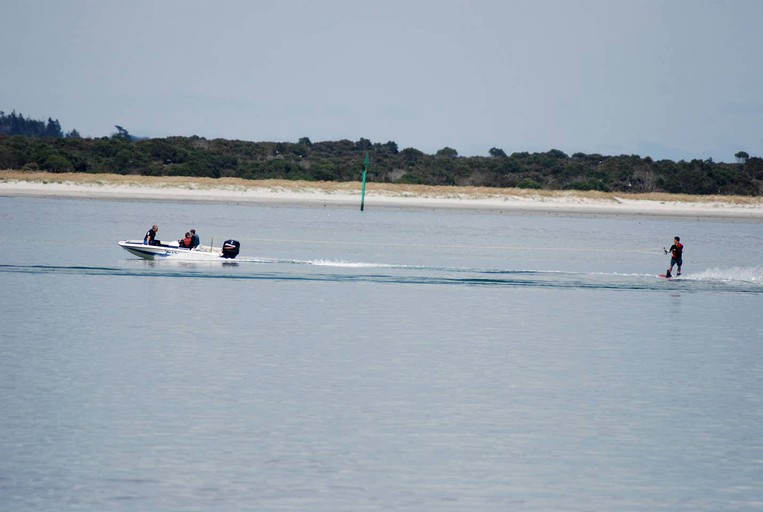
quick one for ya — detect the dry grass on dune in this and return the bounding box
[2,169,762,206]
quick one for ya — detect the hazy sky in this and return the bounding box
[3,0,762,161]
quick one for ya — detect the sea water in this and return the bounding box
[0,195,761,511]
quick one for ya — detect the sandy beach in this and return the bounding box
[2,170,762,219]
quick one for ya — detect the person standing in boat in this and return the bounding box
[144,225,159,245]
[189,229,200,249]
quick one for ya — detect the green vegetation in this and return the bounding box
[0,110,79,138]
[1,111,761,196]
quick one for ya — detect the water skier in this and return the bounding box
[663,236,683,278]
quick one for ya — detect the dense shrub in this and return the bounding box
[0,134,759,196]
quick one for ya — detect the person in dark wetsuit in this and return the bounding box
[664,236,683,277]
[189,229,200,249]
[144,225,159,245]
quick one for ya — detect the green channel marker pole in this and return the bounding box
[360,151,369,211]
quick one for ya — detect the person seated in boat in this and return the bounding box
[178,232,193,248]
[189,229,200,249]
[144,225,159,245]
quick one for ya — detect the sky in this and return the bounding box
[3,0,762,162]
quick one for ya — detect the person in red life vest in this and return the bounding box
[179,232,192,248]
[664,236,684,278]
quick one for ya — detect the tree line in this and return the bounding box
[0,113,761,196]
[0,111,80,139]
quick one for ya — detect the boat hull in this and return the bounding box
[118,240,227,260]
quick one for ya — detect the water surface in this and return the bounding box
[1,196,761,511]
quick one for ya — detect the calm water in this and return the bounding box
[1,195,762,511]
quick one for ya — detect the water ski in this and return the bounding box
[659,274,672,279]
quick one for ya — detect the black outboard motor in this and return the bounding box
[222,240,240,259]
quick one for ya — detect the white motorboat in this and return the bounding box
[118,239,240,260]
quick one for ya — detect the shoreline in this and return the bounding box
[2,171,762,219]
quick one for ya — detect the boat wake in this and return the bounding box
[2,261,761,294]
[686,266,763,284]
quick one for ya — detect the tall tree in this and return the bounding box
[45,118,63,137]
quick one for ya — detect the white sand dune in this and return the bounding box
[1,171,762,219]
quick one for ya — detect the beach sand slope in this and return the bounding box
[2,171,762,219]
